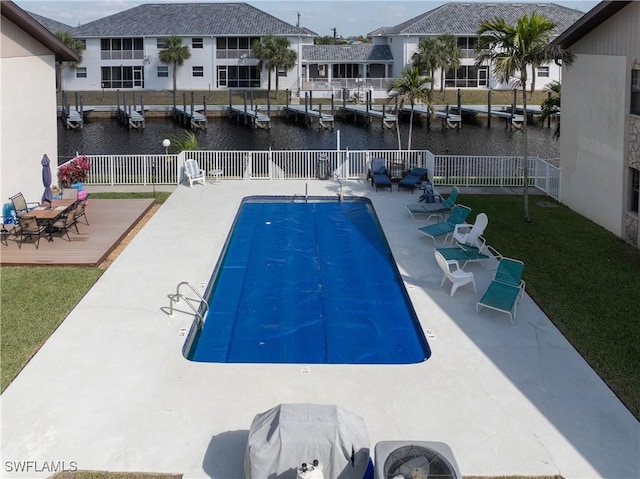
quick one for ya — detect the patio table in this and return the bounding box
[24,199,77,241]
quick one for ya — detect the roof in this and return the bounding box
[1,1,79,61]
[551,1,632,47]
[25,10,74,34]
[302,44,393,63]
[71,2,316,37]
[370,2,585,36]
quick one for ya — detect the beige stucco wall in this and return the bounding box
[560,53,627,236]
[1,17,59,208]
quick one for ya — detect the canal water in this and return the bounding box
[57,114,560,162]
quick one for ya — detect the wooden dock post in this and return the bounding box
[243,91,248,126]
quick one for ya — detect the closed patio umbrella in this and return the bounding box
[41,154,53,204]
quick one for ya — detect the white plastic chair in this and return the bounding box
[184,159,206,187]
[434,250,477,296]
[453,212,488,247]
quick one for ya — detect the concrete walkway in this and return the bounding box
[1,179,638,479]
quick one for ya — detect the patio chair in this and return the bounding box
[434,250,477,296]
[9,193,38,219]
[73,195,90,225]
[51,202,79,241]
[370,158,392,192]
[417,204,471,245]
[16,216,47,249]
[453,213,488,248]
[184,159,206,187]
[476,257,526,324]
[62,188,78,200]
[398,167,429,193]
[406,186,459,222]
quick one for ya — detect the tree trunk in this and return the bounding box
[408,106,414,150]
[172,62,178,94]
[395,104,402,150]
[529,67,537,101]
[522,84,531,222]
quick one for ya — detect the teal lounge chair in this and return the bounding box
[417,204,471,244]
[436,236,502,269]
[406,186,459,222]
[476,258,526,324]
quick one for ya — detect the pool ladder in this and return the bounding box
[169,281,209,325]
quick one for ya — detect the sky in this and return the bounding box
[15,0,599,37]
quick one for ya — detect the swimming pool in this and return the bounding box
[185,196,430,364]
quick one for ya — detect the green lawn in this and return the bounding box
[1,193,639,420]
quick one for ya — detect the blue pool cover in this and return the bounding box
[187,197,431,364]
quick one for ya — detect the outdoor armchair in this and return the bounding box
[434,250,477,296]
[16,216,47,249]
[184,159,206,187]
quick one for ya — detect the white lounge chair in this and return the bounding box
[184,159,206,187]
[434,250,477,296]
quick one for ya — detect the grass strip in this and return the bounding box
[461,195,640,418]
[0,266,103,391]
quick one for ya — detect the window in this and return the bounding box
[217,65,260,87]
[632,70,640,115]
[631,168,639,213]
[192,38,203,49]
[157,66,169,78]
[192,66,204,77]
[215,36,260,58]
[538,66,550,78]
[100,37,144,60]
[76,67,87,78]
[157,38,167,49]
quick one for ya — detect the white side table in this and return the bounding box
[208,169,223,184]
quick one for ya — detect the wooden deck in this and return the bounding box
[0,199,154,267]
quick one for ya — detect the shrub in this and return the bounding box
[58,155,91,187]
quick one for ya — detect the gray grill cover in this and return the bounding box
[244,403,370,479]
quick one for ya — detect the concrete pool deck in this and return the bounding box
[2,179,638,479]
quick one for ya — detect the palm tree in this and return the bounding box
[436,34,462,95]
[253,35,297,100]
[272,39,297,99]
[538,80,562,139]
[387,67,433,150]
[476,13,574,222]
[55,30,85,91]
[158,36,191,94]
[412,38,439,93]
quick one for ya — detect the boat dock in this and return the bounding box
[115,105,145,129]
[284,104,334,129]
[172,105,208,129]
[228,105,271,129]
[403,105,462,129]
[342,105,397,129]
[450,104,524,129]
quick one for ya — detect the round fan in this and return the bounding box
[383,444,457,479]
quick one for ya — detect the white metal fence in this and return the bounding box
[67,150,561,200]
